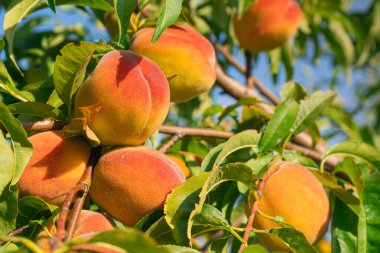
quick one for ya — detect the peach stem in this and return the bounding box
[51,147,101,249]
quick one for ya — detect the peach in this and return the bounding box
[36,210,114,250]
[17,131,92,206]
[74,50,170,146]
[129,25,216,103]
[166,154,191,179]
[90,146,185,226]
[234,0,302,52]
[253,162,329,251]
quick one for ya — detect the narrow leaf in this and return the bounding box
[0,132,14,195]
[358,174,380,252]
[164,173,210,245]
[152,0,183,43]
[53,41,98,114]
[291,90,336,136]
[258,228,318,252]
[214,130,260,168]
[259,101,298,152]
[113,0,138,46]
[8,102,63,119]
[0,185,18,237]
[322,141,380,170]
[0,103,33,185]
[46,0,56,13]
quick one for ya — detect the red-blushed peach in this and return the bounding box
[90,146,186,226]
[129,25,216,103]
[234,0,302,52]
[36,210,114,251]
[252,162,330,251]
[17,131,91,206]
[74,50,170,146]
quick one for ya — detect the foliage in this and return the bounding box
[0,0,379,252]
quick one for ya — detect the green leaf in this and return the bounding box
[145,217,176,245]
[4,0,41,73]
[0,185,18,237]
[193,204,244,243]
[0,132,14,196]
[322,141,380,171]
[46,0,56,12]
[113,0,138,46]
[152,0,184,43]
[17,196,57,228]
[0,39,4,51]
[200,143,224,172]
[160,245,200,253]
[165,173,209,245]
[291,90,336,136]
[188,163,257,242]
[0,103,33,185]
[0,62,34,102]
[312,170,360,215]
[280,82,307,102]
[333,158,363,192]
[259,101,298,152]
[241,244,268,253]
[217,98,258,124]
[331,196,357,253]
[53,41,99,114]
[214,130,261,168]
[237,0,256,18]
[258,228,318,253]
[8,102,63,120]
[245,153,277,177]
[358,174,380,252]
[88,228,169,253]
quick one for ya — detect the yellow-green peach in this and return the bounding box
[90,146,186,226]
[74,50,170,146]
[234,0,302,52]
[129,25,216,103]
[17,131,91,206]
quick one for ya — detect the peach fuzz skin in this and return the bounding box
[37,210,114,251]
[234,0,302,52]
[129,25,216,103]
[75,50,170,146]
[253,162,330,251]
[90,146,186,226]
[17,131,91,206]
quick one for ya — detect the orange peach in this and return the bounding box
[166,154,191,179]
[234,0,302,52]
[90,146,185,226]
[129,25,216,103]
[17,131,91,206]
[74,50,170,146]
[253,162,329,251]
[36,210,114,251]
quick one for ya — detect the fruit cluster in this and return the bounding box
[17,24,216,236]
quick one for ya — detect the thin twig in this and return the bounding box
[159,134,183,153]
[0,225,30,244]
[51,147,101,248]
[216,45,280,105]
[245,51,253,87]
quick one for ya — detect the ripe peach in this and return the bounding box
[74,50,170,146]
[36,210,113,250]
[166,154,191,179]
[17,131,91,206]
[129,25,216,103]
[90,146,185,226]
[253,162,329,251]
[234,0,302,52]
